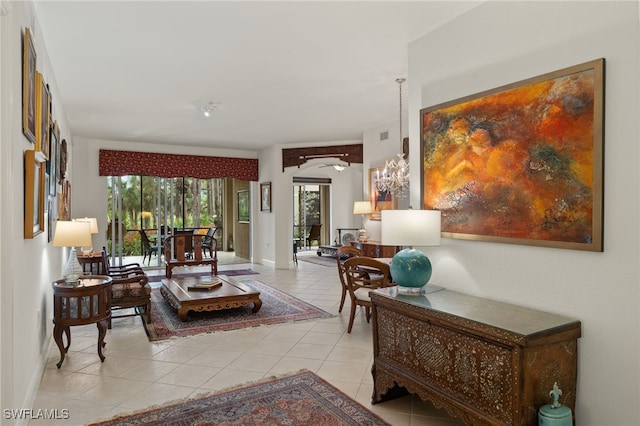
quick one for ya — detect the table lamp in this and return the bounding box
[53,220,93,284]
[74,217,99,255]
[381,209,441,294]
[353,201,373,243]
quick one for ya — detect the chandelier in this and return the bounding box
[375,77,409,197]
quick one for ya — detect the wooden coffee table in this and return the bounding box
[160,275,262,321]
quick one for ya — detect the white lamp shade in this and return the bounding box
[74,217,99,234]
[53,221,93,247]
[353,201,373,215]
[381,209,441,247]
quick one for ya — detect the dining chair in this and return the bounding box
[201,227,217,258]
[335,246,362,313]
[138,229,158,265]
[343,256,393,333]
[306,224,322,247]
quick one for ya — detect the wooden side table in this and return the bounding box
[77,252,107,275]
[350,241,401,258]
[52,275,112,368]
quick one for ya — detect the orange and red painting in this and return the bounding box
[421,59,604,251]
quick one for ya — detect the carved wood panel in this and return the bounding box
[371,289,581,426]
[378,308,514,423]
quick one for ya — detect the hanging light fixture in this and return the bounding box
[375,77,410,197]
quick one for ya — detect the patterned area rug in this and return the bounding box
[89,370,389,426]
[147,269,258,282]
[145,280,332,341]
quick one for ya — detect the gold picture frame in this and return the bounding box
[22,27,37,144]
[421,59,604,251]
[35,72,51,159]
[368,167,397,221]
[24,150,45,238]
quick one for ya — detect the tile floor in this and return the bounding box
[31,251,463,425]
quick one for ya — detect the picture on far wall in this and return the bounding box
[260,182,271,212]
[237,189,249,223]
[421,58,604,252]
[368,168,397,221]
[22,27,37,144]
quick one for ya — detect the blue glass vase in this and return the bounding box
[389,248,432,294]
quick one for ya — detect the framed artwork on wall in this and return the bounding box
[48,121,59,196]
[368,167,397,221]
[24,150,45,238]
[35,73,51,158]
[58,179,71,221]
[59,139,68,182]
[260,182,272,212]
[421,58,604,252]
[237,189,249,223]
[22,27,37,144]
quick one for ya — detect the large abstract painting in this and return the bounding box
[421,59,604,251]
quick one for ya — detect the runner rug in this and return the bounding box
[146,269,258,283]
[89,370,390,426]
[144,280,332,341]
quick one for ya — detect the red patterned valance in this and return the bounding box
[99,149,258,181]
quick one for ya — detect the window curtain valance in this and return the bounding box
[99,149,259,181]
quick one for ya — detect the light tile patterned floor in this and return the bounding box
[31,251,463,425]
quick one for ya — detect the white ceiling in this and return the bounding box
[33,1,480,151]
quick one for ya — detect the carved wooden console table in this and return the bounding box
[370,287,581,425]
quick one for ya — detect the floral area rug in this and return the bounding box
[89,370,390,426]
[144,280,332,341]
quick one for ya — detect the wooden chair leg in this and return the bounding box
[365,306,371,323]
[347,303,357,334]
[338,287,346,313]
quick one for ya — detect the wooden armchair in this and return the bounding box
[343,256,394,333]
[101,250,151,328]
[164,233,218,278]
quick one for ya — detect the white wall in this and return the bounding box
[407,2,639,424]
[259,141,363,269]
[0,1,73,418]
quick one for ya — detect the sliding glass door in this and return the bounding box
[293,183,330,251]
[107,176,225,266]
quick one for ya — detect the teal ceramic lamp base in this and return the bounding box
[389,248,432,295]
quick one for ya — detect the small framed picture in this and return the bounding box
[237,190,249,223]
[22,28,37,144]
[260,182,271,212]
[35,73,51,158]
[24,150,45,238]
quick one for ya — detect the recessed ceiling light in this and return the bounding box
[200,102,219,117]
